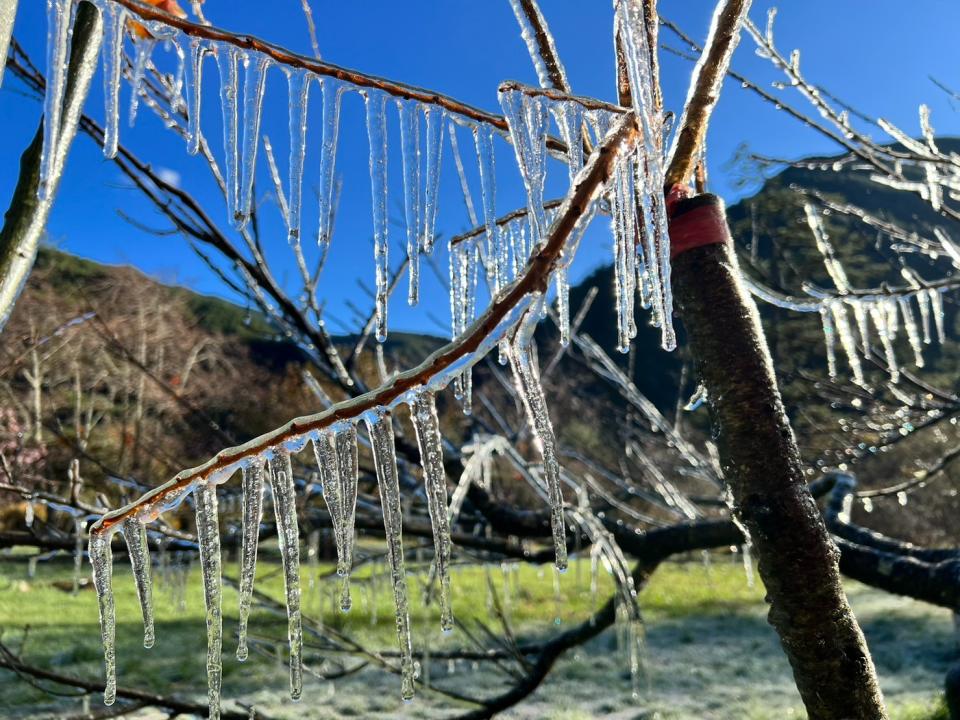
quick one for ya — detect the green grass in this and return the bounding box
[0,553,950,718]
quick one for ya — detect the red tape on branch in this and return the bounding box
[666,187,732,260]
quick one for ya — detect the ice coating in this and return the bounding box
[363,409,416,699]
[194,482,223,720]
[237,457,266,661]
[268,452,304,700]
[121,517,155,649]
[127,38,155,127]
[409,390,454,631]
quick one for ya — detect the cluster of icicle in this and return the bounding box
[43,0,677,356]
[90,389,457,717]
[745,203,948,387]
[42,0,470,343]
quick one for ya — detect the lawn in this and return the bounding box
[0,549,952,718]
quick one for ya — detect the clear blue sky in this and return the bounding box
[3,1,960,336]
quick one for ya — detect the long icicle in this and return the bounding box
[186,37,204,155]
[363,409,415,699]
[317,77,343,256]
[236,457,266,661]
[121,517,155,649]
[422,105,445,253]
[216,43,241,227]
[500,89,549,248]
[268,452,303,700]
[336,423,359,611]
[194,482,223,720]
[39,0,74,199]
[89,531,116,706]
[507,295,568,571]
[398,99,422,305]
[409,390,454,632]
[99,0,126,159]
[473,124,501,290]
[365,90,390,341]
[285,68,311,240]
[314,429,349,609]
[237,50,270,229]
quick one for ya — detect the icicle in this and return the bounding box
[335,424,359,607]
[851,301,871,356]
[820,306,837,379]
[365,90,390,341]
[216,43,241,227]
[72,517,85,595]
[317,77,343,255]
[616,0,675,351]
[610,157,637,353]
[398,99,423,305]
[869,302,899,383]
[363,409,415,700]
[121,517,155,649]
[314,429,351,610]
[285,69,311,241]
[422,105,445,253]
[556,265,570,347]
[268,452,303,700]
[39,0,73,199]
[929,288,945,344]
[898,296,925,367]
[195,483,222,720]
[916,290,932,345]
[831,302,865,387]
[89,532,116,706]
[128,39,156,127]
[473,124,501,289]
[186,37,204,156]
[500,89,549,248]
[409,391,453,632]
[99,0,126,159]
[237,458,266,661]
[551,100,585,185]
[237,50,270,229]
[507,296,568,571]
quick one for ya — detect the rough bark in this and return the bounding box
[672,221,887,718]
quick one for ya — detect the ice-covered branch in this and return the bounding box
[664,0,752,186]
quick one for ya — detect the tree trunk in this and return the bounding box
[671,194,887,719]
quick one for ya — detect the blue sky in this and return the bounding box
[3,1,960,336]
